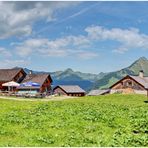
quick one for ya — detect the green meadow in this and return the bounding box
[0,94,148,147]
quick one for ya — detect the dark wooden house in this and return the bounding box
[18,73,52,94]
[53,85,86,97]
[0,68,26,91]
[110,70,148,95]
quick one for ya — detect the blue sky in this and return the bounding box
[0,1,148,73]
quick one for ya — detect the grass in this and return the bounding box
[0,94,148,146]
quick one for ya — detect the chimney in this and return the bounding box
[139,70,144,78]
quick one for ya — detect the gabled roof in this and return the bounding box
[21,73,52,86]
[88,89,110,96]
[54,85,86,93]
[0,68,24,82]
[110,75,148,89]
[130,75,148,89]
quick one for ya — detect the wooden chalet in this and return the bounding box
[53,85,86,97]
[110,70,148,95]
[0,68,26,91]
[18,73,52,94]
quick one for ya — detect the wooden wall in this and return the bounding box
[53,87,67,95]
[40,77,52,93]
[67,93,85,97]
[0,82,5,90]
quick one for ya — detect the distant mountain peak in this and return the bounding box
[94,56,148,89]
[12,66,23,69]
[137,56,147,61]
[128,57,148,69]
[65,68,73,73]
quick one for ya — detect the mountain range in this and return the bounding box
[17,57,148,91]
[93,57,148,89]
[23,68,106,91]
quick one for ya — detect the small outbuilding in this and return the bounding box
[53,85,86,97]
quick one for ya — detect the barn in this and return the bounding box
[0,68,26,91]
[53,85,86,97]
[110,70,148,95]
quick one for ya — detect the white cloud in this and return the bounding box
[0,47,12,57]
[112,47,128,54]
[0,1,79,39]
[78,51,98,59]
[14,34,97,59]
[13,24,148,60]
[69,35,90,46]
[85,25,148,53]
[0,59,30,69]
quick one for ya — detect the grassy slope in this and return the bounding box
[0,94,148,146]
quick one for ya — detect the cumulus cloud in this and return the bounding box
[85,25,148,53]
[0,1,79,39]
[15,35,95,59]
[10,24,148,61]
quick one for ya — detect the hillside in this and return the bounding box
[15,56,148,91]
[93,57,148,89]
[0,95,148,146]
[23,68,106,91]
[50,69,107,91]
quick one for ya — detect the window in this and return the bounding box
[127,81,132,87]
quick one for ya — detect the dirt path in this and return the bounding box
[0,96,77,101]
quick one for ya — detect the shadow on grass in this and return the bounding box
[144,100,148,103]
